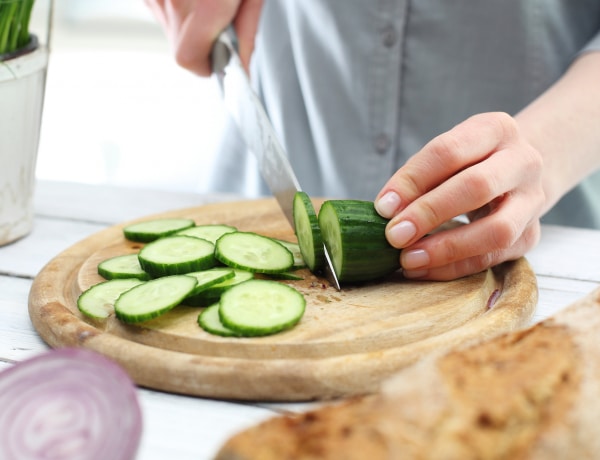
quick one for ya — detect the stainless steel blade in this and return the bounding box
[211,26,299,227]
[211,26,341,291]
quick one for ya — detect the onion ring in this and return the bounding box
[0,348,142,460]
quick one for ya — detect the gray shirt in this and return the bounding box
[209,0,600,228]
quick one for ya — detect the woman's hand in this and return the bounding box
[374,112,545,280]
[144,0,264,76]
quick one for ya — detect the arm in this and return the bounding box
[517,51,600,210]
[144,0,263,76]
[374,51,600,281]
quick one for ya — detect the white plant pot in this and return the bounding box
[0,41,49,246]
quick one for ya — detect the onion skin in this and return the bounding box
[0,348,142,460]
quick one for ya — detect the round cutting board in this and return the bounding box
[29,198,537,401]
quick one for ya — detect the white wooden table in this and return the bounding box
[1,180,599,459]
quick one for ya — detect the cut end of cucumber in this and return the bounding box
[176,224,237,244]
[317,201,344,276]
[215,232,294,274]
[97,254,151,281]
[78,278,145,320]
[114,275,197,323]
[318,200,401,283]
[138,235,216,277]
[219,279,306,337]
[197,303,242,338]
[123,218,195,242]
[293,191,325,272]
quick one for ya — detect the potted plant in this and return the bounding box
[0,0,51,245]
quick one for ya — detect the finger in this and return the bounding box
[400,195,542,280]
[170,0,240,76]
[402,221,539,281]
[234,0,264,72]
[384,142,542,249]
[375,112,519,219]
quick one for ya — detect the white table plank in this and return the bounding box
[527,224,600,282]
[0,276,49,363]
[34,180,240,225]
[137,390,276,460]
[0,217,106,278]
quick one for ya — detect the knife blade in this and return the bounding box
[211,25,341,291]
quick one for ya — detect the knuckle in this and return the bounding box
[429,133,465,168]
[487,111,518,139]
[418,198,445,228]
[489,218,520,250]
[463,171,497,202]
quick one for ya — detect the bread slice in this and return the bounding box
[215,287,600,459]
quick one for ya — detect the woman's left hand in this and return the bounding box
[374,111,545,280]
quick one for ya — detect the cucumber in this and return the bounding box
[292,191,324,271]
[175,224,237,244]
[197,303,241,337]
[97,253,151,281]
[138,235,216,277]
[114,275,197,323]
[273,238,306,269]
[318,200,401,283]
[219,279,306,336]
[123,218,195,242]
[215,232,293,274]
[77,278,145,320]
[184,269,254,306]
[185,267,235,296]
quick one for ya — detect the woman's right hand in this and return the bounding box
[144,0,264,76]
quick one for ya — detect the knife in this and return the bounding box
[211,25,341,291]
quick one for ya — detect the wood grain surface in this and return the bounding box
[28,198,538,401]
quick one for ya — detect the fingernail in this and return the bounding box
[403,269,429,279]
[375,191,401,218]
[402,249,430,269]
[388,221,417,247]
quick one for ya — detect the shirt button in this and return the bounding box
[382,24,397,48]
[374,133,390,154]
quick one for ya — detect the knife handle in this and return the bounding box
[211,25,240,75]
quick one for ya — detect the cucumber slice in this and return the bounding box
[176,224,237,244]
[123,218,195,242]
[293,191,325,271]
[138,235,216,277]
[185,267,235,296]
[197,303,241,337]
[97,254,151,281]
[219,279,306,336]
[78,278,145,320]
[184,269,254,306]
[114,275,197,323]
[266,271,304,281]
[215,232,293,274]
[274,238,306,269]
[318,200,401,283]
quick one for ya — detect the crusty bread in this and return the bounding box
[215,287,600,459]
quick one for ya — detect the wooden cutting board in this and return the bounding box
[28,198,537,401]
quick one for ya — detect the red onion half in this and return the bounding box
[0,348,142,460]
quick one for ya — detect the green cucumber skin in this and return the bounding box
[97,254,151,281]
[215,232,294,274]
[138,235,217,277]
[114,275,197,323]
[319,200,401,283]
[293,191,325,272]
[197,303,243,338]
[218,279,306,337]
[123,218,195,243]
